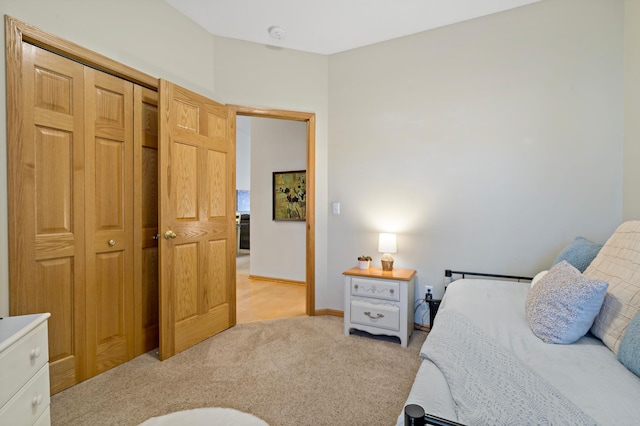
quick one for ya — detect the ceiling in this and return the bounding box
[165,0,541,55]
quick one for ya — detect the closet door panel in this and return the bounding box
[34,128,77,259]
[84,68,135,376]
[94,138,126,230]
[94,251,128,371]
[134,86,159,356]
[139,246,159,352]
[35,259,73,356]
[10,42,87,394]
[35,128,72,234]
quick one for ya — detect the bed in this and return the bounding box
[399,221,640,425]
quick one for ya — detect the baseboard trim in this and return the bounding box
[315,309,343,317]
[248,275,306,286]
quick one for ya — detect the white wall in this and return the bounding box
[250,118,307,281]
[236,116,251,191]
[623,0,640,220]
[327,0,624,314]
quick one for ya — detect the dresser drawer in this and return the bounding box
[0,364,50,425]
[350,300,400,331]
[351,277,400,301]
[34,406,51,426]
[0,321,49,407]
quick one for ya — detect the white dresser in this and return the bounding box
[343,267,416,347]
[0,313,51,426]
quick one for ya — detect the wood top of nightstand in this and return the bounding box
[342,266,416,281]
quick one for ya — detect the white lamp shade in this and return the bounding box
[378,233,397,254]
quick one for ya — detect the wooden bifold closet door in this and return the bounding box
[12,42,88,393]
[83,67,135,377]
[9,42,159,393]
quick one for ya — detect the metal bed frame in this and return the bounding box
[445,269,533,283]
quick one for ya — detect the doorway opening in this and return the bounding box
[232,107,316,323]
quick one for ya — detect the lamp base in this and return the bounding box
[381,260,394,271]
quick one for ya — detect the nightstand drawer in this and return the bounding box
[350,300,400,331]
[351,277,400,301]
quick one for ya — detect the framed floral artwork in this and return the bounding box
[273,170,306,221]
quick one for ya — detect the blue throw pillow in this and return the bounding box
[552,236,602,272]
[618,312,640,377]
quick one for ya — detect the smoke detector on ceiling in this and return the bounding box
[268,26,286,40]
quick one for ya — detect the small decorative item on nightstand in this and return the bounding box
[357,255,372,270]
[378,233,397,271]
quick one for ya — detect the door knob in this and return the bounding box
[108,239,116,246]
[164,230,177,240]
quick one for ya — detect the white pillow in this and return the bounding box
[586,220,640,354]
[531,270,548,288]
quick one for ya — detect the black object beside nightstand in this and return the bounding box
[428,299,442,328]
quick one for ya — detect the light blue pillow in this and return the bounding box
[526,261,609,344]
[618,312,640,377]
[552,236,602,272]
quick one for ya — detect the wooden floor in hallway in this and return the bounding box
[236,253,306,324]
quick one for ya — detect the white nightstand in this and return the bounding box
[343,266,416,347]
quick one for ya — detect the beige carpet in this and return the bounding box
[50,316,427,426]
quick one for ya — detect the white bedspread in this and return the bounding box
[398,279,640,426]
[424,310,596,425]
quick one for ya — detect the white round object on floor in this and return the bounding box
[139,407,269,426]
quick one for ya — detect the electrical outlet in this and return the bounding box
[424,285,434,300]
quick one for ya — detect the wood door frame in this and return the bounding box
[230,106,316,316]
[6,16,317,318]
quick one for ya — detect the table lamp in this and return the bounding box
[378,233,397,271]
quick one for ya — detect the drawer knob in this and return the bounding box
[32,394,43,407]
[354,284,358,290]
[390,289,394,294]
[30,347,41,359]
[364,311,384,320]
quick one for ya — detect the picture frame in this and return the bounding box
[272,170,306,221]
